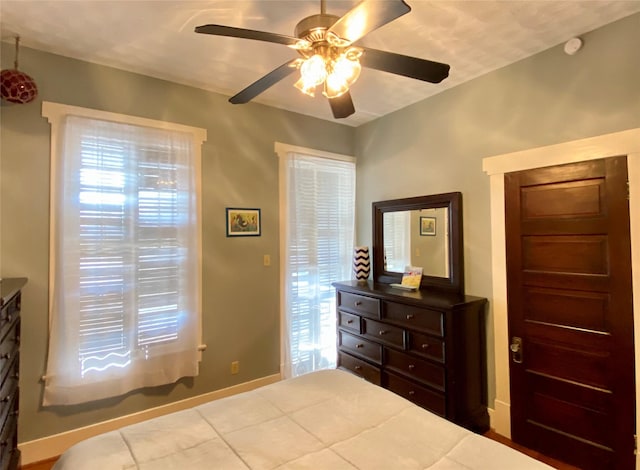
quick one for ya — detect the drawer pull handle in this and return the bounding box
[355,301,362,306]
[356,343,364,348]
[421,343,430,350]
[408,390,415,396]
[346,319,354,324]
[354,365,362,370]
[406,314,414,320]
[1,395,11,403]
[408,364,415,370]
[378,330,388,336]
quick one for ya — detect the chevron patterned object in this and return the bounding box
[353,246,370,283]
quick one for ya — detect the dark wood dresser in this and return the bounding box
[0,278,26,470]
[333,280,489,432]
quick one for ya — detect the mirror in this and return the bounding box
[372,192,464,294]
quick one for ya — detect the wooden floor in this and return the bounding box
[21,456,57,470]
[21,431,580,470]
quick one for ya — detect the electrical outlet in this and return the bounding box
[231,361,240,375]
[263,254,271,266]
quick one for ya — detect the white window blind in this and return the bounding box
[384,211,411,271]
[43,103,205,405]
[278,146,355,378]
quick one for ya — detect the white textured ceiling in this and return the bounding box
[1,1,639,126]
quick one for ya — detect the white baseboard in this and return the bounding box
[489,399,511,438]
[20,373,281,465]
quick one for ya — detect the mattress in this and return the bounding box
[53,369,552,469]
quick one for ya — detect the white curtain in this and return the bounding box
[44,115,201,405]
[282,151,355,378]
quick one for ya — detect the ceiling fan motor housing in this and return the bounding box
[294,14,339,43]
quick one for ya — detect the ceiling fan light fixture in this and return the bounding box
[323,55,361,99]
[326,31,351,48]
[323,75,349,99]
[294,76,318,97]
[300,54,327,87]
[289,39,312,51]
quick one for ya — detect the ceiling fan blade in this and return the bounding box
[195,24,299,47]
[328,92,355,119]
[327,0,411,45]
[229,60,298,104]
[360,48,450,83]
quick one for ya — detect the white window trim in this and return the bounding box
[41,101,208,353]
[274,142,355,376]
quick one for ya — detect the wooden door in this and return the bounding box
[505,156,635,469]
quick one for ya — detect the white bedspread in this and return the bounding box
[54,369,552,469]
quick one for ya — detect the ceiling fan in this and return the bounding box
[195,0,450,119]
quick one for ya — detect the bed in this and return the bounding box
[53,369,552,469]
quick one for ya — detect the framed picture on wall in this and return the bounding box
[420,216,436,236]
[226,208,261,237]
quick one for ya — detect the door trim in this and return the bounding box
[482,128,640,466]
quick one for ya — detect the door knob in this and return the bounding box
[510,337,523,364]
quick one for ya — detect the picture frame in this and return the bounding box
[420,216,436,236]
[226,208,261,237]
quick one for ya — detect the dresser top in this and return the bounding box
[332,280,486,309]
[0,277,28,307]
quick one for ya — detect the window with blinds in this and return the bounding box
[283,151,355,378]
[76,125,187,375]
[383,210,411,272]
[43,104,204,406]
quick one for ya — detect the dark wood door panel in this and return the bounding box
[516,158,607,186]
[529,389,612,446]
[528,371,612,415]
[525,321,610,350]
[526,339,611,389]
[523,287,609,332]
[522,235,609,274]
[522,271,610,291]
[522,421,614,470]
[521,178,606,220]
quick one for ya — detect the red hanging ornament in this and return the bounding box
[1,36,38,104]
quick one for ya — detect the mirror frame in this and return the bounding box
[372,192,464,294]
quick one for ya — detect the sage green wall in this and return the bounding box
[0,44,354,442]
[355,13,640,406]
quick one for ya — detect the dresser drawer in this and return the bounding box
[338,351,381,385]
[407,331,445,363]
[384,348,445,391]
[0,293,19,343]
[338,311,361,333]
[382,302,443,337]
[339,331,382,364]
[384,372,446,417]
[0,319,19,381]
[362,318,405,349]
[0,357,18,428]
[338,292,380,319]
[0,393,18,468]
